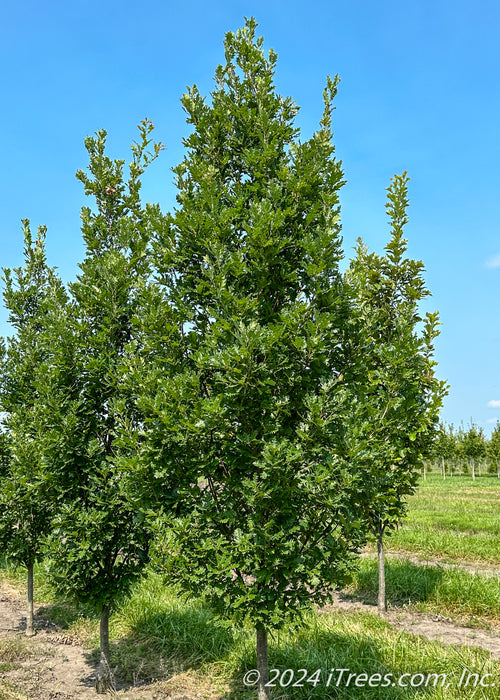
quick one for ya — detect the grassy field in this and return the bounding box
[349,473,500,626]
[377,474,500,564]
[1,473,499,699]
[2,568,498,699]
[74,574,500,699]
[347,558,500,625]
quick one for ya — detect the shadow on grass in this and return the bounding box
[36,599,99,629]
[35,591,231,690]
[104,597,445,699]
[106,600,238,690]
[348,560,445,608]
[12,570,480,699]
[227,615,441,699]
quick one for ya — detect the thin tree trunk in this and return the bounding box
[471,459,475,481]
[442,457,445,480]
[256,628,270,700]
[95,604,113,693]
[26,561,35,637]
[423,461,426,481]
[377,530,387,614]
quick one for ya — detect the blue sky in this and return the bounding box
[1,0,499,433]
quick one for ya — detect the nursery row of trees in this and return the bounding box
[0,19,447,699]
[429,421,500,477]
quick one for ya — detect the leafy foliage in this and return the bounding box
[0,223,65,567]
[460,422,487,465]
[40,121,163,611]
[122,18,365,632]
[345,173,447,538]
[487,421,500,471]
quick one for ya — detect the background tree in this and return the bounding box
[345,173,447,614]
[460,421,486,479]
[0,223,65,635]
[0,412,9,480]
[487,421,500,476]
[39,121,162,691]
[431,422,456,476]
[121,19,367,700]
[451,423,466,474]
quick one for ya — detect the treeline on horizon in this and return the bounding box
[0,18,448,698]
[429,420,500,476]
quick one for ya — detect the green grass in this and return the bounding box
[76,574,500,698]
[0,682,27,700]
[384,475,500,564]
[1,476,500,698]
[347,558,500,624]
[58,571,500,698]
[3,565,499,698]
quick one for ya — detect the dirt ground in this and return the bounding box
[1,576,499,699]
[0,581,222,700]
[322,592,500,659]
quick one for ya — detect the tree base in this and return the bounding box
[95,674,113,694]
[95,659,114,695]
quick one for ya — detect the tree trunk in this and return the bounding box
[471,459,475,481]
[442,457,445,480]
[377,530,387,614]
[256,628,270,700]
[26,561,35,637]
[95,604,113,693]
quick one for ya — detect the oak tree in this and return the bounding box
[125,19,366,700]
[346,173,447,613]
[0,223,65,635]
[40,121,162,691]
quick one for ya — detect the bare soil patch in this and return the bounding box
[0,584,223,700]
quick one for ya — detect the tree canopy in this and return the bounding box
[0,18,447,700]
[0,223,66,634]
[36,121,162,690]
